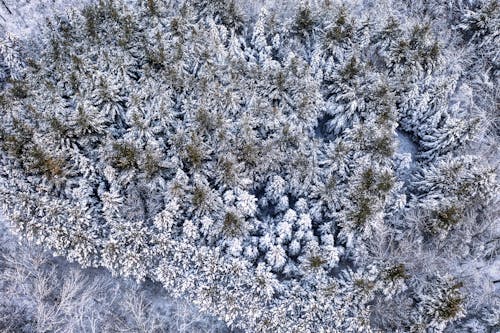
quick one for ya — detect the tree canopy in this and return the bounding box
[0,0,498,331]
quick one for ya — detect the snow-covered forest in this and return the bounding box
[0,0,498,332]
[0,216,228,332]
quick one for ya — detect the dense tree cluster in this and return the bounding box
[0,0,498,331]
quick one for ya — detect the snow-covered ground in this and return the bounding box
[396,130,418,158]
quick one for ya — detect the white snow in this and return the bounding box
[396,129,418,158]
[0,0,94,38]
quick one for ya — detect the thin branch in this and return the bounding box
[1,1,12,15]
